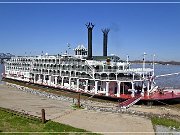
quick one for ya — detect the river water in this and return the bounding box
[1,64,180,88]
[131,63,180,89]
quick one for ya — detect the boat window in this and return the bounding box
[119,66,123,70]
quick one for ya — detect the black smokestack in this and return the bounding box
[86,22,94,60]
[102,28,110,56]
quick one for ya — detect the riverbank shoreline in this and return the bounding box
[2,79,180,117]
[0,82,155,134]
[1,81,180,133]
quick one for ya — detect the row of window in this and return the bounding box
[6,67,30,71]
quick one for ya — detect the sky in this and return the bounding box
[0,1,180,61]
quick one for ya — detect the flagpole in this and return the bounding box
[153,54,155,77]
[67,43,71,56]
[143,52,146,78]
[126,55,129,64]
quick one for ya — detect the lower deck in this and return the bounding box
[3,76,180,103]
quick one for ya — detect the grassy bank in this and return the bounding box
[151,116,180,129]
[0,108,95,134]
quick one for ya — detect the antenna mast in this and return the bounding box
[143,52,146,78]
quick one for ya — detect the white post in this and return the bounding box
[43,75,46,84]
[51,76,54,85]
[132,81,134,90]
[61,77,64,86]
[117,81,121,97]
[123,82,125,94]
[69,78,71,89]
[48,76,51,86]
[34,74,36,83]
[92,69,95,79]
[141,82,145,96]
[55,76,57,87]
[106,82,109,96]
[77,79,79,91]
[85,80,88,92]
[147,81,150,96]
[131,81,135,97]
[39,74,41,82]
[60,69,62,76]
[102,81,106,92]
[95,81,98,94]
[150,81,154,92]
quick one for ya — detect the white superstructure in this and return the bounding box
[4,46,155,98]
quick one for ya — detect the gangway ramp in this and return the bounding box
[119,95,142,109]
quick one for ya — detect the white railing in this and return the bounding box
[156,72,180,78]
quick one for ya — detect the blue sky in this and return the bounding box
[0,1,180,61]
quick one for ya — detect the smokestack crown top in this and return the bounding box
[102,28,110,34]
[86,22,95,29]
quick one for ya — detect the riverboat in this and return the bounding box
[3,23,180,106]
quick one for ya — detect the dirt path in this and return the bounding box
[0,84,72,120]
[0,84,154,134]
[54,109,154,133]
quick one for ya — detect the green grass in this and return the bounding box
[71,104,84,110]
[0,109,97,134]
[151,116,180,129]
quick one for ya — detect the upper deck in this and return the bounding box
[4,54,154,83]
